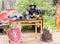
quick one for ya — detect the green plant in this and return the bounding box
[15,0,53,12]
[43,15,60,32]
[53,0,58,5]
[46,6,56,16]
[22,26,32,31]
[43,15,55,27]
[3,28,6,33]
[15,0,31,12]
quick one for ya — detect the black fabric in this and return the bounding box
[28,9,40,15]
[32,26,40,33]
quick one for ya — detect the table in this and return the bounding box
[0,24,9,29]
[10,19,42,39]
[0,24,9,32]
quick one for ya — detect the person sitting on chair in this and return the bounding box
[25,3,42,32]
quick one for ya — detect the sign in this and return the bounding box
[56,4,60,27]
[7,27,21,43]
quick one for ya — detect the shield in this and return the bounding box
[56,4,60,27]
[7,27,21,43]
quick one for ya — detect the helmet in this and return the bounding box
[29,3,36,8]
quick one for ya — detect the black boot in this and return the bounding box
[32,26,35,32]
[37,27,40,33]
[9,40,11,43]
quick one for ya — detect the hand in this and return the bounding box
[26,11,29,15]
[33,14,36,16]
[37,15,39,17]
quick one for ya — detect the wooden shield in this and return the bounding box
[7,27,21,43]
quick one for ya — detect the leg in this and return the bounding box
[40,21,42,33]
[9,40,11,43]
[35,25,38,39]
[32,25,35,32]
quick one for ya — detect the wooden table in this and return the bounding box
[0,24,9,33]
[10,19,42,39]
[0,24,9,30]
[0,24,9,29]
